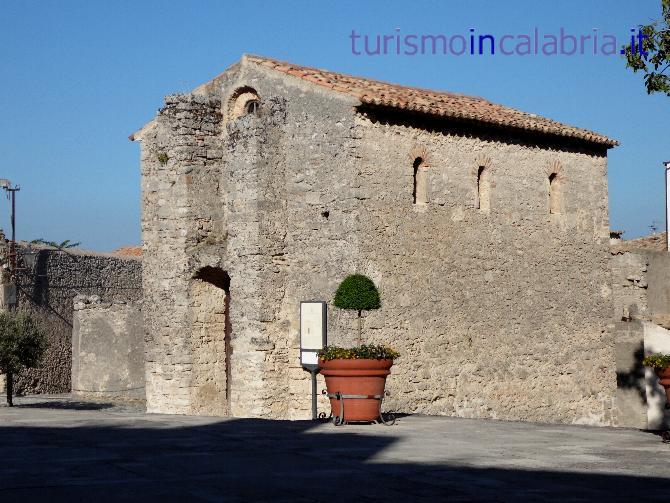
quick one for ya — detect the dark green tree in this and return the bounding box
[333,274,381,345]
[623,0,670,96]
[0,311,46,406]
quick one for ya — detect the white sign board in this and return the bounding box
[300,301,327,368]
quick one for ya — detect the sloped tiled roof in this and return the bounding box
[247,55,617,147]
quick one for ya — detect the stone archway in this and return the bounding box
[189,267,231,415]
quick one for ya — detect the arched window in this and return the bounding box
[548,173,561,214]
[413,157,428,205]
[476,165,490,211]
[228,87,260,121]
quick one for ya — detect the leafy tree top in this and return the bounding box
[333,274,381,312]
[624,0,670,96]
[0,311,46,374]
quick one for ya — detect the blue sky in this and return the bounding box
[1,0,668,251]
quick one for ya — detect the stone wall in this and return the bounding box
[610,251,649,320]
[136,56,617,424]
[610,239,670,324]
[278,68,615,424]
[647,251,670,320]
[615,319,670,429]
[4,242,142,394]
[136,62,361,417]
[326,113,615,425]
[138,92,230,414]
[72,295,144,400]
[611,243,670,428]
[615,320,648,428]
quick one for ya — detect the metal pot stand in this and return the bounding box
[321,389,396,426]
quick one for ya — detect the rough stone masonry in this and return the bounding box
[0,240,142,395]
[72,295,144,401]
[132,54,618,424]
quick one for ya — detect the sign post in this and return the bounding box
[300,301,327,420]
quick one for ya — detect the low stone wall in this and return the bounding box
[647,251,670,320]
[615,320,670,429]
[4,242,142,395]
[611,242,670,324]
[72,295,144,401]
[611,243,670,429]
[610,251,649,321]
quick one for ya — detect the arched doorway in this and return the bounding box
[189,267,231,415]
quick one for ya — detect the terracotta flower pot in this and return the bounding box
[655,367,670,405]
[319,358,393,422]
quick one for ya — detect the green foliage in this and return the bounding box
[0,311,46,375]
[623,0,670,96]
[333,274,381,312]
[318,344,399,361]
[31,239,80,249]
[643,353,670,370]
[157,152,169,165]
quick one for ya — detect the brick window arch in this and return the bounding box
[228,87,260,121]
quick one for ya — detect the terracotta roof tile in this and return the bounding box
[247,55,617,147]
[114,246,142,257]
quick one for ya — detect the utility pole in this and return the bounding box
[8,184,19,300]
[0,179,19,406]
[0,179,20,309]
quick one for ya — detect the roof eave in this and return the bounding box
[357,101,618,149]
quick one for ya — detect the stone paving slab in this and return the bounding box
[1,396,669,501]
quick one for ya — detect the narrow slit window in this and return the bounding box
[413,157,428,205]
[476,166,490,211]
[548,173,562,214]
[245,99,259,116]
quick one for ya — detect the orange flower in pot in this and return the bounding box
[318,274,399,425]
[643,353,670,406]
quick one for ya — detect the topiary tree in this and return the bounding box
[333,274,381,345]
[0,311,46,406]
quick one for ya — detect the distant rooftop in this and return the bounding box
[611,232,668,253]
[114,246,142,257]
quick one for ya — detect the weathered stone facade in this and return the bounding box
[72,295,144,401]
[611,236,670,429]
[0,241,142,394]
[133,55,617,424]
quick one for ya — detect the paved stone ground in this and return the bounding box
[1,395,670,502]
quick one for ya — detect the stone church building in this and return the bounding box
[131,55,618,424]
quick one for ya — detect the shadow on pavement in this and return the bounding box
[0,417,669,501]
[15,400,115,411]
